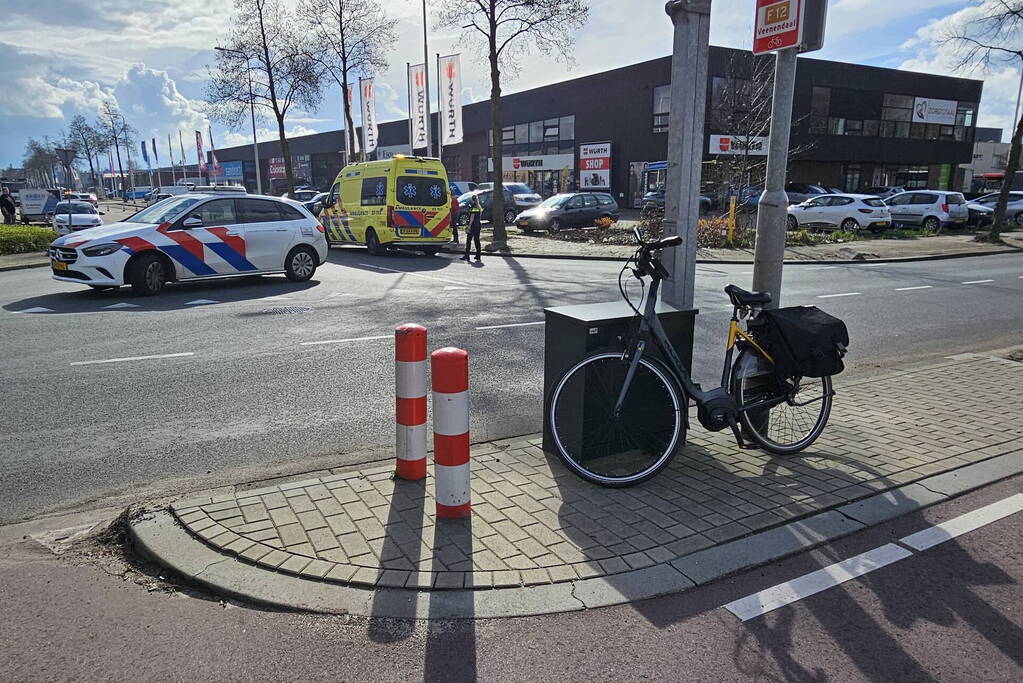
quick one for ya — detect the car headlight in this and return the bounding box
[82,243,122,257]
[54,215,68,223]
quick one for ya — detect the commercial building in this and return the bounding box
[961,126,1009,192]
[212,46,983,207]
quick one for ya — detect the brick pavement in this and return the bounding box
[171,354,1023,591]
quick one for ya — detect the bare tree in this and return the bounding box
[101,102,133,196]
[68,115,108,193]
[207,0,325,196]
[23,138,57,187]
[941,0,1023,242]
[436,0,589,248]
[302,0,396,163]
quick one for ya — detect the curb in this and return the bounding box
[129,447,1023,619]
[0,259,49,272]
[437,244,1023,265]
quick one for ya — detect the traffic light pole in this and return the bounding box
[751,47,798,309]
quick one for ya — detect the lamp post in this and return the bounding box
[216,46,262,194]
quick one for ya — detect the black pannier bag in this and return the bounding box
[756,306,849,378]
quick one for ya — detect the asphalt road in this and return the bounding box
[1,248,1021,522]
[2,472,1019,681]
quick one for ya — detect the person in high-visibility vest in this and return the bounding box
[461,192,483,262]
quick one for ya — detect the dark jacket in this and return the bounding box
[0,194,16,213]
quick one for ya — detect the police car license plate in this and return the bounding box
[399,228,419,237]
[517,220,528,227]
[51,260,67,271]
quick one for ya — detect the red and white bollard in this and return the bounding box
[431,347,471,519]
[395,324,428,481]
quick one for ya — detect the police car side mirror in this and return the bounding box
[182,216,203,229]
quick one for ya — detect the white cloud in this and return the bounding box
[220,124,320,147]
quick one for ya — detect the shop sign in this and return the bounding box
[709,135,769,156]
[753,0,803,55]
[268,157,286,179]
[488,154,574,172]
[579,141,612,190]
[220,160,244,180]
[912,97,957,125]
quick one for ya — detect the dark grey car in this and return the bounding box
[514,192,620,232]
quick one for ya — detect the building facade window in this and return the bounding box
[810,86,831,116]
[494,115,575,151]
[653,84,671,133]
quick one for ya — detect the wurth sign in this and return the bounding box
[753,0,803,54]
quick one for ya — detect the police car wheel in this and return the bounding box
[549,219,562,233]
[285,246,317,282]
[365,229,385,256]
[130,253,168,296]
[504,209,517,224]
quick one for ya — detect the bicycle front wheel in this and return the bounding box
[548,351,685,487]
[731,349,832,455]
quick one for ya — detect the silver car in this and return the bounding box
[972,191,1023,227]
[884,191,968,231]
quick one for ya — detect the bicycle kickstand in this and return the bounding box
[727,415,751,450]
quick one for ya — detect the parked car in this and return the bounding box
[303,192,329,217]
[71,192,99,207]
[965,201,994,228]
[456,185,542,226]
[515,192,620,232]
[449,181,478,197]
[282,189,320,203]
[860,185,906,200]
[641,188,711,213]
[971,191,1023,226]
[786,194,891,233]
[48,193,327,295]
[884,190,968,231]
[784,183,829,205]
[50,201,105,234]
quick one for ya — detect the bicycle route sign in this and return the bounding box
[753,0,803,55]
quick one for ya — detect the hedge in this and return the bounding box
[0,225,58,255]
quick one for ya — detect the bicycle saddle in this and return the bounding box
[725,284,772,307]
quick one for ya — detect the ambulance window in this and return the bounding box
[327,182,340,208]
[361,177,387,206]
[397,176,448,207]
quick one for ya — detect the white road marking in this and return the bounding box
[101,302,140,309]
[858,263,884,267]
[900,493,1023,552]
[444,286,469,290]
[70,352,195,366]
[724,544,913,622]
[895,285,933,291]
[476,321,545,330]
[806,266,837,270]
[300,335,392,346]
[261,295,294,301]
[817,292,861,298]
[961,279,994,285]
[185,299,220,305]
[360,263,471,287]
[741,270,754,275]
[16,307,54,313]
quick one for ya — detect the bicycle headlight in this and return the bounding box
[82,243,122,257]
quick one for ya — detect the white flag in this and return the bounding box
[439,55,463,146]
[409,64,429,151]
[360,78,378,154]
[346,84,360,155]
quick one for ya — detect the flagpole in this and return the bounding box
[436,52,443,164]
[208,126,217,185]
[406,64,414,155]
[359,77,366,161]
[421,0,433,158]
[168,134,176,185]
[179,130,187,181]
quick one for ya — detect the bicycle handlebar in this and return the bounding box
[633,227,682,251]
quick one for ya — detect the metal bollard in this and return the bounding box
[395,324,428,481]
[431,347,471,519]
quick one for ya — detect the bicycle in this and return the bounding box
[547,228,838,487]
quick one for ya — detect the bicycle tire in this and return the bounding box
[730,348,832,455]
[548,350,685,487]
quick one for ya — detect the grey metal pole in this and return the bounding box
[247,58,262,194]
[421,0,433,157]
[752,47,798,309]
[662,0,712,310]
[1013,66,1023,136]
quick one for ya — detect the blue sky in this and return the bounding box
[0,0,1016,169]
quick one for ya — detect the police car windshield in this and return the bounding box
[126,196,204,223]
[539,194,571,208]
[54,202,96,214]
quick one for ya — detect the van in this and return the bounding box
[320,155,452,255]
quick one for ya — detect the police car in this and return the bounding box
[48,192,328,295]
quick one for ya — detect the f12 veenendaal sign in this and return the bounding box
[753,0,804,55]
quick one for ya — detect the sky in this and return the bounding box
[0,0,1018,169]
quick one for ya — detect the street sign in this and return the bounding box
[752,0,804,55]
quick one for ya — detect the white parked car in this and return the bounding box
[884,191,969,231]
[971,191,1023,226]
[48,193,328,295]
[50,201,105,235]
[784,183,830,205]
[860,186,906,200]
[786,194,891,233]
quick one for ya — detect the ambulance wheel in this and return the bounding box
[285,246,318,282]
[129,253,168,296]
[366,229,385,256]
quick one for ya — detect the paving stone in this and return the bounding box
[278,555,312,575]
[434,572,465,590]
[307,527,341,552]
[299,559,334,579]
[238,543,274,563]
[521,568,551,586]
[261,492,288,509]
[268,507,298,527]
[491,570,522,588]
[256,549,290,569]
[248,527,280,543]
[277,524,308,548]
[240,504,269,523]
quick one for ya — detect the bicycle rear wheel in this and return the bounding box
[548,350,685,486]
[731,349,832,455]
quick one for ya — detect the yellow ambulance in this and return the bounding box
[320,155,453,255]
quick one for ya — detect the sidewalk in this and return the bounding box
[133,352,1023,616]
[0,251,49,271]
